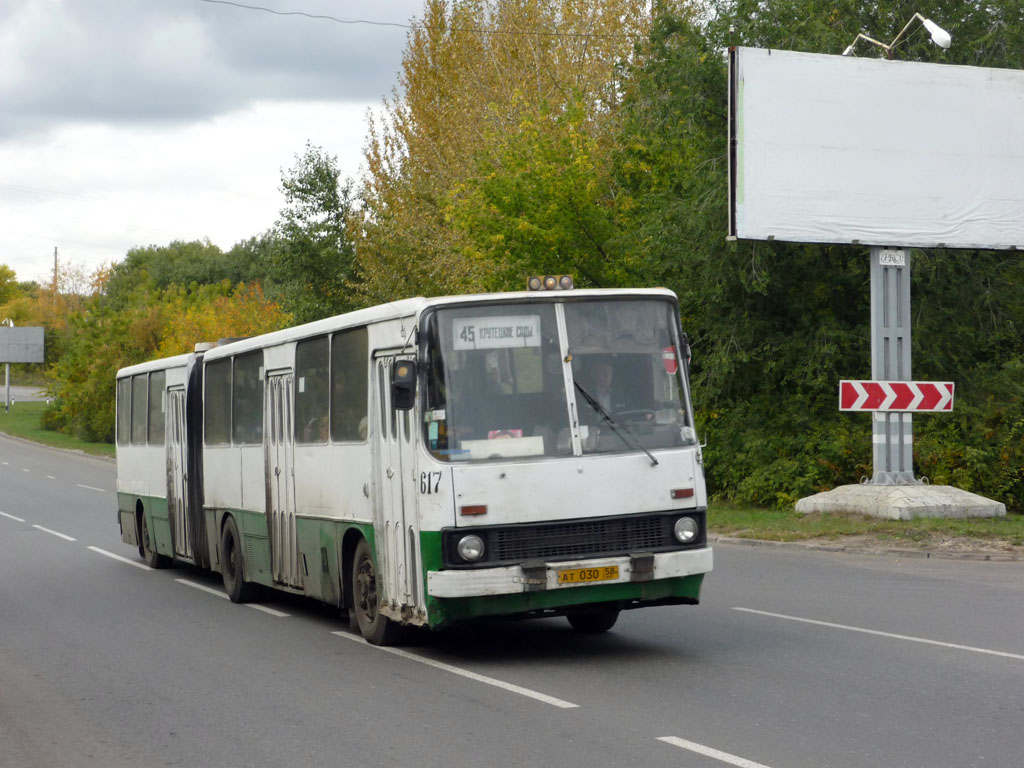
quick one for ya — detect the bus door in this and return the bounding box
[373,355,421,616]
[265,371,302,589]
[167,386,190,559]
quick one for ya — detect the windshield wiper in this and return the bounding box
[574,382,658,467]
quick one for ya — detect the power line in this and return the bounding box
[197,0,634,40]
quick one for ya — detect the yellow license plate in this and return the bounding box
[557,565,620,585]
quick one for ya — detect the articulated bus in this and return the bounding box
[115,284,712,644]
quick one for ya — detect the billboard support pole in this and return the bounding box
[2,318,11,414]
[869,247,917,484]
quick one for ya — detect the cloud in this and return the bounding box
[0,0,419,138]
[0,100,375,282]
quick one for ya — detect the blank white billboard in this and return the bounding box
[0,326,45,363]
[728,47,1024,250]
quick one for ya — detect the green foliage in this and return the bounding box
[44,282,289,443]
[599,2,1024,512]
[0,264,19,305]
[266,143,361,323]
[103,240,260,310]
[447,95,627,290]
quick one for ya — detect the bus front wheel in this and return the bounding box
[221,516,255,603]
[351,538,404,646]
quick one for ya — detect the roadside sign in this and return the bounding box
[0,326,44,363]
[839,380,954,412]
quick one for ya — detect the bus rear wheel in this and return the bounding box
[139,511,171,569]
[566,607,620,633]
[351,538,404,646]
[221,516,255,603]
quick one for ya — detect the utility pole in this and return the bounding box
[53,246,58,309]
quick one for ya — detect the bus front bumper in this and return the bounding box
[426,546,713,599]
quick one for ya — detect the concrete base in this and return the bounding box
[795,484,1006,520]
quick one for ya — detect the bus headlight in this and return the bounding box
[457,534,486,562]
[673,516,698,544]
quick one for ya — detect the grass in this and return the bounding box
[710,501,1024,551]
[0,401,115,458]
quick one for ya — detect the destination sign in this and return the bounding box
[452,315,541,350]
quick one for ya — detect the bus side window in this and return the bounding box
[204,359,232,445]
[131,374,148,445]
[116,378,131,445]
[148,370,166,445]
[232,352,264,445]
[331,328,368,442]
[296,336,329,443]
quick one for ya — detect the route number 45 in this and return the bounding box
[420,471,442,494]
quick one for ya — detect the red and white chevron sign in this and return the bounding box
[839,380,955,412]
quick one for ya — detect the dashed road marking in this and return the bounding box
[658,736,773,768]
[0,511,27,522]
[332,631,579,709]
[76,484,106,492]
[175,578,289,617]
[32,524,76,542]
[733,607,1024,662]
[88,546,152,570]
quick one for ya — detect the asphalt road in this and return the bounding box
[2,433,1023,768]
[2,385,48,404]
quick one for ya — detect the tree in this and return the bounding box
[45,281,290,442]
[0,264,19,305]
[268,143,360,323]
[103,240,260,311]
[446,94,626,289]
[358,0,649,301]
[608,0,1024,508]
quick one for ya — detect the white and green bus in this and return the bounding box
[116,284,712,644]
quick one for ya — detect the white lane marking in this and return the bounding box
[76,484,106,492]
[46,475,56,480]
[176,578,229,599]
[658,736,773,768]
[332,631,579,709]
[174,578,289,617]
[1,461,8,465]
[88,546,152,570]
[21,468,29,472]
[247,603,290,617]
[734,607,1024,662]
[32,524,76,542]
[0,511,27,522]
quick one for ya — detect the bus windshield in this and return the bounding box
[421,298,696,462]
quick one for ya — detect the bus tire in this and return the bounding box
[566,607,620,633]
[139,511,171,569]
[221,516,255,603]
[351,538,404,646]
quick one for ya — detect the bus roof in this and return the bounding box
[116,353,193,380]
[130,288,680,368]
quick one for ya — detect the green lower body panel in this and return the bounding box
[117,492,171,556]
[214,509,375,600]
[293,517,374,605]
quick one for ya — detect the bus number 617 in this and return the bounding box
[420,471,442,494]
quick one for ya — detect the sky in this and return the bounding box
[1,0,425,285]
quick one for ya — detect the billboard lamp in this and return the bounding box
[842,13,951,57]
